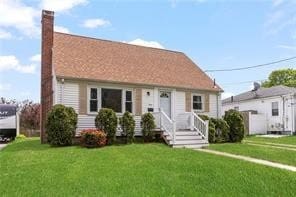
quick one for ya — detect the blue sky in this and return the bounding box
[0,0,295,102]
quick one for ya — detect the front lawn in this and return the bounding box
[208,143,296,166]
[245,135,296,146]
[0,138,295,196]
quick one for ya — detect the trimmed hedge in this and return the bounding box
[80,129,107,148]
[95,108,118,144]
[46,104,78,146]
[224,109,245,142]
[119,111,135,143]
[141,113,156,142]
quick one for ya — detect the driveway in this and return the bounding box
[0,143,7,151]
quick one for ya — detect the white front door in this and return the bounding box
[160,91,171,118]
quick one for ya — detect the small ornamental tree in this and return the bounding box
[141,113,156,142]
[20,103,40,136]
[224,109,245,142]
[46,104,78,146]
[95,108,118,144]
[119,111,135,143]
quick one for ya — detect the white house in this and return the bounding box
[40,10,223,148]
[222,85,296,135]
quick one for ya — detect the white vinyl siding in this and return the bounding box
[57,82,79,113]
[175,91,185,115]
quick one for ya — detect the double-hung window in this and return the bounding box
[90,88,98,112]
[193,95,203,111]
[272,102,279,116]
[125,91,133,113]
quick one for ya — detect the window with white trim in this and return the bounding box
[272,102,279,116]
[192,95,203,110]
[89,88,98,112]
[125,90,133,113]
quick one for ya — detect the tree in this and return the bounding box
[262,68,296,88]
[20,103,40,131]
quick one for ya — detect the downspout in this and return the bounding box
[282,96,285,134]
[216,93,219,118]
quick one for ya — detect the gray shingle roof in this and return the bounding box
[222,85,296,104]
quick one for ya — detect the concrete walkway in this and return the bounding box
[195,148,296,172]
[0,143,7,151]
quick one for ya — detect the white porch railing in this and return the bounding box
[191,112,208,141]
[152,109,208,145]
[152,109,176,144]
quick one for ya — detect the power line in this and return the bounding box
[221,79,266,86]
[204,56,296,72]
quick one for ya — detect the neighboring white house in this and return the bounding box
[222,85,296,135]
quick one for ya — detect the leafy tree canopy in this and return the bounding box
[262,68,296,88]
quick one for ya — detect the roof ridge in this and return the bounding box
[53,31,183,54]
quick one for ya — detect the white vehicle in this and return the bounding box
[0,104,18,141]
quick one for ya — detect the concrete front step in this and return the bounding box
[168,139,208,145]
[163,131,201,136]
[166,135,203,140]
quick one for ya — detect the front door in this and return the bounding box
[160,91,171,118]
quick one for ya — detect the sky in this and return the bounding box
[0,0,296,102]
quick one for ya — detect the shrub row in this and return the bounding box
[46,105,156,147]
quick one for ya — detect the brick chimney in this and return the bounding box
[40,10,54,143]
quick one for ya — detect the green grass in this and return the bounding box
[245,135,296,145]
[208,143,296,166]
[0,138,295,197]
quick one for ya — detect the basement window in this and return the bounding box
[272,102,279,116]
[193,95,203,111]
[101,88,122,113]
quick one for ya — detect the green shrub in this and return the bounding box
[80,129,107,148]
[119,111,135,143]
[95,108,118,144]
[198,114,210,121]
[213,118,230,143]
[224,109,245,142]
[141,113,156,142]
[15,134,26,141]
[208,119,216,143]
[46,104,78,146]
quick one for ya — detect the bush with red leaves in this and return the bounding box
[80,129,107,148]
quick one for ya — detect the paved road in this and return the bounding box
[0,143,7,151]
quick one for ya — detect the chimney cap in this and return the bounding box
[42,10,54,17]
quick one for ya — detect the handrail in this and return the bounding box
[159,109,176,144]
[192,112,208,141]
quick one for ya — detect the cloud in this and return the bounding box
[0,29,12,39]
[221,92,234,100]
[125,38,165,49]
[277,45,296,50]
[273,0,284,7]
[40,0,88,12]
[0,0,40,37]
[0,83,12,92]
[83,18,111,28]
[30,54,41,62]
[0,55,37,74]
[54,25,70,33]
[265,1,296,35]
